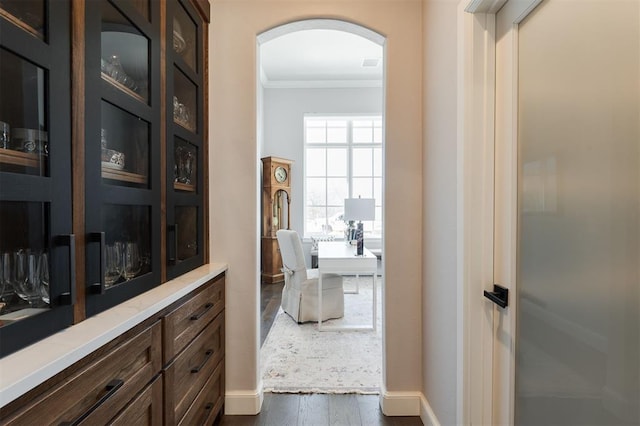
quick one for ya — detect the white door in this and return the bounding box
[491,0,640,424]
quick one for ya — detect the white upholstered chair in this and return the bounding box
[276,229,344,323]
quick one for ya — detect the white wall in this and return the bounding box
[209,0,423,414]
[262,86,383,262]
[422,0,459,424]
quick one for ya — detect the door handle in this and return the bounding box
[484,284,509,308]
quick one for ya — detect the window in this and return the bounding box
[304,115,382,238]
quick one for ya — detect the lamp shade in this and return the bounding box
[344,198,375,221]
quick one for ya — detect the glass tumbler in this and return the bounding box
[123,242,141,281]
[104,242,123,288]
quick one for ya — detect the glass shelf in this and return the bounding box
[101,164,148,184]
[0,147,40,168]
[174,182,196,192]
[101,72,146,104]
[0,1,45,40]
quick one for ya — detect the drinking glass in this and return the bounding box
[0,121,10,149]
[12,250,29,301]
[0,252,14,302]
[184,150,194,184]
[24,253,44,306]
[104,242,123,288]
[123,242,141,281]
[38,252,50,304]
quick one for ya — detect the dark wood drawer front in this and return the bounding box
[178,361,224,426]
[164,313,224,425]
[163,275,225,363]
[110,374,163,426]
[2,322,161,426]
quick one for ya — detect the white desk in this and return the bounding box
[317,241,377,331]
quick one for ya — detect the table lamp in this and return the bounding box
[344,198,375,255]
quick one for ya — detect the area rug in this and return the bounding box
[261,276,382,394]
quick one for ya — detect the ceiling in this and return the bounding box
[259,29,384,89]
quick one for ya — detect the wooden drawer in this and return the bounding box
[111,375,163,426]
[164,313,224,425]
[178,360,224,426]
[1,321,161,426]
[163,275,225,363]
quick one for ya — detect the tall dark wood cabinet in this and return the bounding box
[166,0,207,280]
[84,0,163,317]
[0,0,75,357]
[0,0,210,357]
[261,156,293,283]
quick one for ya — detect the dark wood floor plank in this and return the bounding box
[329,394,361,426]
[216,393,423,426]
[263,393,300,426]
[356,394,395,426]
[298,393,330,425]
[261,282,284,346]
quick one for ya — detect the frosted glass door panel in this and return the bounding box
[515,1,639,424]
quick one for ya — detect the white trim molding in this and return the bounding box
[224,388,264,415]
[457,2,497,425]
[420,394,442,426]
[379,385,422,416]
[257,19,385,46]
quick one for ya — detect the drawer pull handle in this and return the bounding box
[190,303,214,321]
[60,379,124,426]
[191,349,214,374]
[205,403,214,410]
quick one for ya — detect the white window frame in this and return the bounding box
[303,114,383,239]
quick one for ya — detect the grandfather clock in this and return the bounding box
[261,156,293,283]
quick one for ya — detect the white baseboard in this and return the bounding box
[224,388,264,415]
[379,386,422,416]
[420,394,441,426]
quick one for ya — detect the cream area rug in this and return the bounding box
[261,276,382,394]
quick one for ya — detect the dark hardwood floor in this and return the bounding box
[215,393,423,426]
[227,280,422,425]
[261,281,284,346]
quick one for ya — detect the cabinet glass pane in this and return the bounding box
[101,1,149,103]
[0,0,46,40]
[173,68,196,132]
[0,48,48,177]
[173,138,197,192]
[101,101,149,188]
[173,206,197,262]
[172,3,196,71]
[102,204,151,289]
[0,201,51,323]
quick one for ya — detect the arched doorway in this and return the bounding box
[257,19,386,394]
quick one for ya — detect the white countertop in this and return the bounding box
[0,262,228,408]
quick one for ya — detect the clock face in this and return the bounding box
[274,166,287,183]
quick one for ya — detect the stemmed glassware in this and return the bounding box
[102,241,146,285]
[0,250,50,308]
[38,253,50,304]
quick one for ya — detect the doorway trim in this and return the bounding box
[458,0,542,424]
[256,17,390,409]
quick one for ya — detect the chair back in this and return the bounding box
[276,230,308,283]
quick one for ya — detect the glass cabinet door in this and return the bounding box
[84,0,161,316]
[0,0,74,357]
[167,0,204,279]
